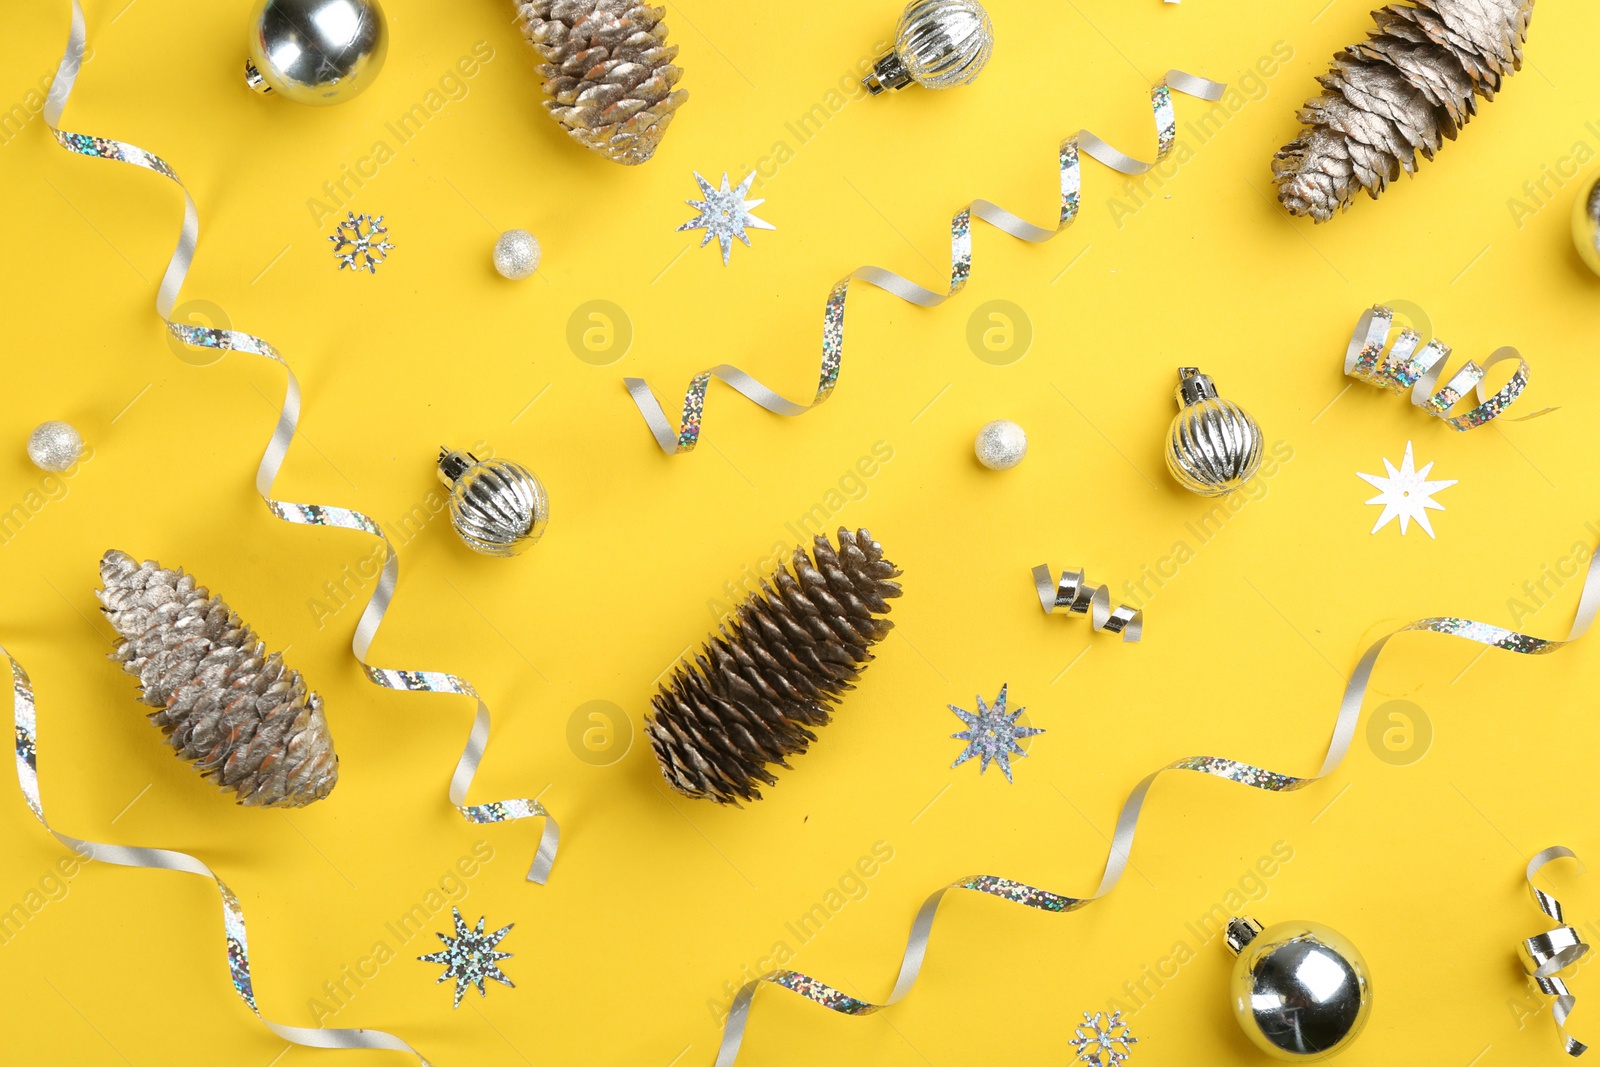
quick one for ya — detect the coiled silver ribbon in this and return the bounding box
[627,70,1227,454]
[1520,846,1590,1056]
[715,539,1600,1065]
[1032,565,1144,642]
[6,647,431,1063]
[42,0,556,873]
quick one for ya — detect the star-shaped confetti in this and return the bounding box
[677,171,774,265]
[948,684,1043,783]
[1357,441,1457,539]
[1070,1010,1139,1066]
[418,907,515,1008]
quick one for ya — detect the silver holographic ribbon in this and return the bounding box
[626,70,1227,454]
[7,647,432,1063]
[1032,565,1144,642]
[714,539,1600,1066]
[43,3,556,878]
[1520,846,1590,1056]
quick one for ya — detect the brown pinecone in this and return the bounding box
[1273,0,1535,222]
[97,550,338,808]
[516,0,688,166]
[646,529,903,806]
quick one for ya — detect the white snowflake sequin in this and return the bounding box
[329,211,394,274]
[1070,1010,1138,1066]
[948,684,1043,783]
[1357,441,1457,539]
[677,171,774,265]
[418,907,515,1008]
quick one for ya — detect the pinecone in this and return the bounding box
[1273,0,1535,222]
[516,0,688,166]
[97,550,338,808]
[646,529,904,806]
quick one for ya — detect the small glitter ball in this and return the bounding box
[974,419,1027,470]
[26,421,83,472]
[493,229,542,280]
[418,907,515,1008]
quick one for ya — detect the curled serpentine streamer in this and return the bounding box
[1520,847,1591,1056]
[6,647,431,1063]
[1032,565,1144,642]
[626,71,1227,454]
[715,538,1600,1066]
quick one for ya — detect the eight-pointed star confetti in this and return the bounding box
[1357,441,1457,539]
[418,906,516,1008]
[677,171,775,265]
[948,684,1043,783]
[1070,1009,1139,1066]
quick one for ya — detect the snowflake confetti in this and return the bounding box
[418,907,515,1008]
[677,171,774,265]
[328,211,394,274]
[948,684,1043,783]
[1070,1010,1139,1066]
[1357,441,1457,539]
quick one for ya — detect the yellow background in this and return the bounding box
[2,0,1598,1063]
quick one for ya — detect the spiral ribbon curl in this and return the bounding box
[714,538,1600,1066]
[1520,847,1591,1056]
[1032,565,1144,642]
[626,70,1227,454]
[7,648,432,1063]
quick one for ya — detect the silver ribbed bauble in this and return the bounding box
[438,448,549,557]
[1225,917,1373,1061]
[245,0,388,106]
[1573,171,1600,277]
[27,421,84,473]
[493,229,542,281]
[864,0,994,95]
[1164,367,1264,497]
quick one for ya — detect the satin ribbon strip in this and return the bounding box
[6,647,433,1064]
[1345,305,1546,431]
[626,70,1227,454]
[43,1,556,885]
[713,538,1600,1066]
[1032,565,1144,642]
[1520,847,1591,1056]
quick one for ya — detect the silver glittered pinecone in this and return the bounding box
[646,528,903,806]
[97,550,338,808]
[1274,0,1535,222]
[516,0,688,166]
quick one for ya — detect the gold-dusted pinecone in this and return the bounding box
[1273,0,1535,222]
[97,550,338,808]
[516,0,688,166]
[646,528,904,806]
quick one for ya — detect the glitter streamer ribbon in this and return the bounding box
[1519,846,1590,1056]
[6,648,432,1063]
[1032,565,1143,642]
[1346,305,1542,431]
[626,70,1227,454]
[715,538,1600,1066]
[43,3,557,881]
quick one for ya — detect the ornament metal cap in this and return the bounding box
[1225,916,1264,956]
[864,0,995,95]
[1175,366,1221,406]
[244,57,273,95]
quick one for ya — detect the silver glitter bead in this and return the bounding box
[492,229,542,281]
[1573,172,1600,277]
[27,421,83,473]
[1226,917,1373,1060]
[1165,367,1263,497]
[974,419,1027,471]
[864,0,995,95]
[438,448,549,557]
[245,0,388,106]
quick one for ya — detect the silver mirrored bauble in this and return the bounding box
[864,0,994,95]
[1226,917,1373,1061]
[1165,367,1264,497]
[26,421,83,473]
[1573,171,1600,277]
[974,419,1027,471]
[438,448,549,557]
[493,230,542,281]
[245,0,388,106]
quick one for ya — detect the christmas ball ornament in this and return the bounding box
[864,0,994,95]
[974,419,1027,471]
[1225,917,1373,1061]
[245,0,389,106]
[26,420,83,472]
[437,448,549,557]
[1165,367,1264,497]
[493,229,542,280]
[1572,173,1600,277]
